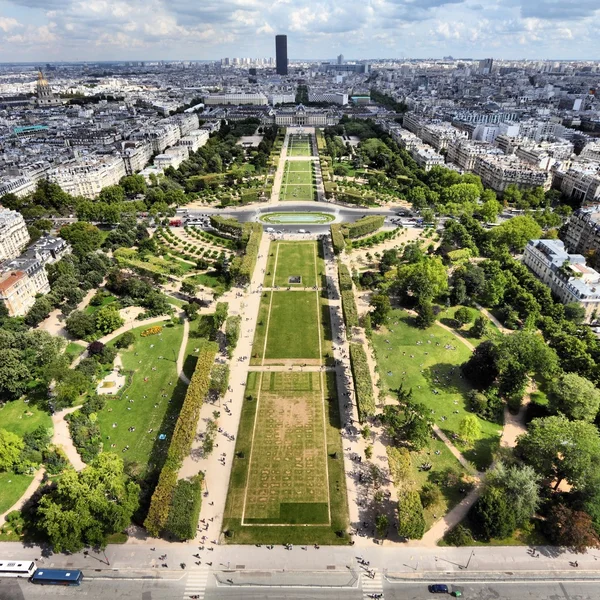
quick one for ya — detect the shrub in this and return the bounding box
[338,262,353,292]
[420,482,443,508]
[115,331,136,349]
[331,224,345,255]
[397,490,426,539]
[342,215,384,239]
[225,315,241,358]
[444,524,474,547]
[349,343,375,421]
[341,291,359,329]
[144,343,218,536]
[164,475,203,541]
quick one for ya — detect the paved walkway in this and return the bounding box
[176,317,191,385]
[269,128,290,203]
[52,406,87,471]
[0,469,45,527]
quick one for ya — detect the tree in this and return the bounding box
[459,414,481,445]
[462,340,499,389]
[0,349,31,399]
[24,296,53,327]
[370,294,391,327]
[415,300,435,329]
[120,174,147,197]
[397,490,425,539]
[396,256,448,303]
[59,222,102,257]
[564,302,586,323]
[115,331,135,349]
[94,305,124,335]
[0,429,25,472]
[480,197,502,223]
[516,415,600,490]
[471,486,516,540]
[547,504,600,553]
[549,373,600,422]
[98,185,125,204]
[420,482,443,508]
[36,453,140,552]
[66,310,97,340]
[485,462,541,527]
[380,400,430,450]
[451,279,467,305]
[492,216,542,253]
[180,281,197,297]
[470,315,490,339]
[454,306,472,327]
[375,514,389,537]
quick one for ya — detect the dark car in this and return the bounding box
[429,584,449,593]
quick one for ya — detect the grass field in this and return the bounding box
[280,161,315,201]
[372,310,501,471]
[263,291,321,361]
[65,342,86,363]
[96,322,187,470]
[0,473,34,515]
[287,134,313,157]
[243,372,329,524]
[0,400,52,438]
[222,371,349,543]
[265,241,324,288]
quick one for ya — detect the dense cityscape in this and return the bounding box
[0,26,599,600]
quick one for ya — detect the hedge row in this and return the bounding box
[144,343,218,537]
[225,315,241,358]
[164,474,203,541]
[338,262,353,292]
[337,189,377,206]
[341,290,359,330]
[231,223,262,284]
[342,215,385,239]
[331,224,345,255]
[209,215,243,238]
[349,343,376,422]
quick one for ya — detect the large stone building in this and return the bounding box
[564,206,600,256]
[523,238,600,322]
[0,208,30,262]
[270,105,339,126]
[473,155,551,193]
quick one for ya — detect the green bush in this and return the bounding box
[342,215,385,239]
[341,290,359,329]
[209,215,243,238]
[338,262,354,292]
[331,224,345,255]
[225,315,241,358]
[397,490,426,539]
[443,524,474,547]
[164,474,203,541]
[349,343,375,421]
[144,343,217,536]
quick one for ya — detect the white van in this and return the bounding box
[266,227,275,233]
[298,229,307,234]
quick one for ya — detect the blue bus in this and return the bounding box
[30,568,83,586]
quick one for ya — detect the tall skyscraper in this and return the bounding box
[276,35,288,76]
[337,54,344,65]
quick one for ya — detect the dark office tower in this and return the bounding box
[276,35,288,75]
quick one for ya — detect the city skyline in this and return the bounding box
[0,0,598,62]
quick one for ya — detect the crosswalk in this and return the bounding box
[183,567,209,600]
[361,568,384,599]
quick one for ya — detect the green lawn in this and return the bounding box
[266,241,323,288]
[0,400,52,438]
[436,306,502,344]
[222,371,349,543]
[0,473,34,515]
[262,291,321,362]
[373,311,501,470]
[287,135,313,157]
[84,294,117,315]
[65,342,86,363]
[96,323,187,470]
[280,161,314,201]
[185,272,229,296]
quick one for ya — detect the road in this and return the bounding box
[3,575,600,600]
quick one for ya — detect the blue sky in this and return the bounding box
[0,0,597,61]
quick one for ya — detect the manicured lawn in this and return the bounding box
[0,399,52,438]
[96,323,187,470]
[436,305,502,344]
[287,135,313,157]
[186,272,229,296]
[280,161,314,201]
[65,342,86,363]
[373,310,501,470]
[0,473,34,515]
[263,291,321,361]
[222,371,349,543]
[267,241,323,288]
[84,294,117,315]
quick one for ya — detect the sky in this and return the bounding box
[0,0,598,62]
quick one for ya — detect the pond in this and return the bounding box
[259,212,335,224]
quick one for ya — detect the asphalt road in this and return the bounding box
[3,576,600,600]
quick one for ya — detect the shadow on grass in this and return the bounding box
[421,363,468,395]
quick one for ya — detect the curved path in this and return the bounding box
[52,406,87,471]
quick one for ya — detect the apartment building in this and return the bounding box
[307,91,348,105]
[413,147,445,171]
[523,238,600,322]
[473,154,551,193]
[0,271,40,316]
[420,123,466,151]
[178,129,209,153]
[204,93,268,106]
[0,176,36,198]
[446,139,503,171]
[154,145,189,170]
[564,206,600,256]
[121,141,153,175]
[49,155,127,198]
[560,168,600,205]
[0,208,30,262]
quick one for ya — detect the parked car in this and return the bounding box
[429,584,449,593]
